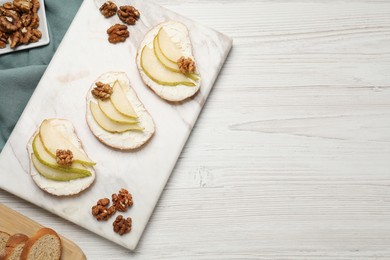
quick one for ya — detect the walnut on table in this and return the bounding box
[117,5,140,25]
[113,215,132,235]
[99,1,117,18]
[92,198,117,221]
[106,24,129,44]
[112,188,133,212]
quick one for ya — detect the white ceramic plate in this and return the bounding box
[0,0,50,55]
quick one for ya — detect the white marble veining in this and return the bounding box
[0,0,232,251]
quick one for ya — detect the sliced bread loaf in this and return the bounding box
[0,231,11,259]
[20,228,61,260]
[3,233,29,260]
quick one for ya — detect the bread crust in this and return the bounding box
[0,231,11,260]
[3,233,29,260]
[20,228,61,260]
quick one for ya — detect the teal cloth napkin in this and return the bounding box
[0,0,82,150]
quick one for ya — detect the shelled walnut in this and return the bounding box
[177,56,196,74]
[106,24,129,44]
[92,189,134,235]
[56,149,73,167]
[117,5,140,25]
[113,215,132,235]
[99,1,117,18]
[21,13,31,26]
[30,28,41,42]
[91,81,113,100]
[8,30,21,48]
[0,10,22,32]
[112,188,133,212]
[29,0,39,28]
[2,2,16,10]
[0,31,9,48]
[13,0,32,13]
[92,198,117,221]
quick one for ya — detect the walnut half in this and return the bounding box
[13,0,32,13]
[117,5,140,25]
[92,198,117,221]
[99,1,117,18]
[112,188,133,212]
[56,149,73,167]
[92,81,112,100]
[177,56,197,74]
[106,24,129,44]
[113,215,132,235]
[0,10,22,32]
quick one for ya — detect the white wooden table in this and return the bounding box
[1,0,390,258]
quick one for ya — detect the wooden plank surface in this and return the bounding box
[0,204,85,260]
[1,0,390,259]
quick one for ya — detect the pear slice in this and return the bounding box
[154,35,179,72]
[157,28,183,63]
[153,36,199,81]
[33,134,91,175]
[98,99,138,124]
[39,120,95,166]
[141,45,196,87]
[32,154,91,181]
[110,81,138,118]
[90,101,143,133]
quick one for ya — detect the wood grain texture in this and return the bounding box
[1,0,390,259]
[0,204,85,260]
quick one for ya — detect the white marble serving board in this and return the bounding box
[0,0,232,250]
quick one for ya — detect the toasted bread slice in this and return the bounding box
[136,21,201,102]
[20,228,61,260]
[3,233,29,260]
[27,119,96,196]
[86,72,155,150]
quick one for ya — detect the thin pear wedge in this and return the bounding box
[153,35,199,81]
[157,28,183,63]
[32,154,91,181]
[141,45,196,87]
[90,101,143,133]
[110,81,138,118]
[39,119,95,166]
[98,98,138,124]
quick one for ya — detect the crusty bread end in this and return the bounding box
[20,228,61,260]
[3,233,29,260]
